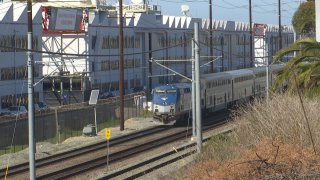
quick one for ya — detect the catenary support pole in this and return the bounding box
[209,0,214,73]
[27,0,36,179]
[266,56,269,100]
[192,38,196,137]
[249,0,253,67]
[316,0,320,42]
[278,0,282,50]
[119,0,125,131]
[194,22,202,153]
[94,106,98,135]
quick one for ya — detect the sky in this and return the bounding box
[146,0,304,26]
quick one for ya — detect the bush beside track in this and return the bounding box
[169,93,320,179]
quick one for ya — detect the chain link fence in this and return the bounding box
[0,92,150,155]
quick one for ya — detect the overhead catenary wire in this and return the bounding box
[0,33,292,61]
[0,0,298,153]
[157,0,300,25]
[198,40,276,59]
[0,39,192,57]
[0,42,286,77]
[0,36,292,82]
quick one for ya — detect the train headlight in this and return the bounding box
[155,109,158,112]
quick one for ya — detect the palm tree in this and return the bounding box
[292,0,315,34]
[273,38,320,96]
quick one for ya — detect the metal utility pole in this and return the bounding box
[278,0,282,50]
[148,33,152,97]
[249,0,253,67]
[191,37,196,137]
[221,35,224,71]
[27,0,36,179]
[119,0,125,131]
[316,0,320,41]
[13,30,17,106]
[266,57,269,100]
[194,22,202,153]
[209,0,214,73]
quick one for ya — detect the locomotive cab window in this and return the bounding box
[166,89,177,93]
[155,89,166,94]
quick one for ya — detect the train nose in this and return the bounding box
[161,96,168,101]
[154,105,175,114]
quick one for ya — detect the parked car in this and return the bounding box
[5,106,28,117]
[131,86,145,93]
[99,92,114,99]
[0,109,11,116]
[21,102,48,111]
[37,102,48,110]
[34,103,40,111]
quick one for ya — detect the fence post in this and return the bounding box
[55,108,60,144]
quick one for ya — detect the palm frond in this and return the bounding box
[273,46,300,63]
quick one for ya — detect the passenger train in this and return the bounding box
[152,64,284,124]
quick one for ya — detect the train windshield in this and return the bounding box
[154,89,177,94]
[166,89,176,93]
[153,88,178,105]
[154,89,166,94]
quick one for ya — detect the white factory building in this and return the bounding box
[0,0,295,108]
[0,2,43,109]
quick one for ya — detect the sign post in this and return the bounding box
[105,128,111,170]
[94,106,97,134]
[89,90,100,135]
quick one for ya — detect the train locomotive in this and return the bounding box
[152,64,284,124]
[152,83,192,124]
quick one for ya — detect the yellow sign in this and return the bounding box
[105,128,111,140]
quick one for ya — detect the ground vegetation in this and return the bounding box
[292,0,315,34]
[171,93,320,179]
[273,38,320,96]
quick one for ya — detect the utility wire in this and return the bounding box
[1,32,294,61]
[0,39,191,57]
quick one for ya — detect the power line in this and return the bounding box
[0,33,293,66]
[198,40,281,59]
[0,39,191,57]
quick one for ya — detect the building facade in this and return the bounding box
[0,2,43,109]
[0,1,295,107]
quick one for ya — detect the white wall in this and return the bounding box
[0,2,43,109]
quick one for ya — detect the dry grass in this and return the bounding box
[171,93,320,179]
[233,93,320,150]
[183,139,320,179]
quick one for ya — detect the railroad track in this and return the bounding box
[100,134,221,180]
[38,113,231,179]
[37,128,192,179]
[102,141,199,180]
[2,110,233,179]
[0,126,168,178]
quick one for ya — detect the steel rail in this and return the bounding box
[103,127,233,179]
[0,126,168,178]
[37,129,192,179]
[37,116,230,179]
